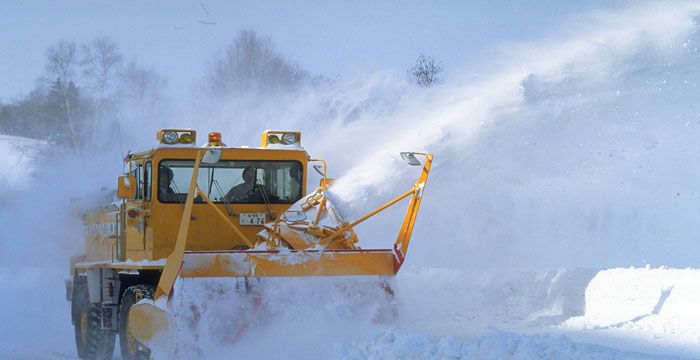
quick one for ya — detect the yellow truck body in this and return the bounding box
[66,129,432,360]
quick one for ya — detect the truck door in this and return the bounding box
[124,160,152,258]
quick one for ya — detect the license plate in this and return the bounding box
[239,212,266,225]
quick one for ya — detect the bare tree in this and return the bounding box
[119,60,167,108]
[408,54,444,88]
[1,37,174,150]
[44,40,84,154]
[203,29,309,96]
[81,36,123,140]
[45,41,79,85]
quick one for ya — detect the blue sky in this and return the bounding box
[0,0,615,100]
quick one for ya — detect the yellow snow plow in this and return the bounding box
[66,129,431,359]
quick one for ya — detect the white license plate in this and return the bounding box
[239,212,266,225]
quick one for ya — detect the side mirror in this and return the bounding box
[202,148,222,164]
[117,175,137,198]
[400,152,422,166]
[309,159,330,189]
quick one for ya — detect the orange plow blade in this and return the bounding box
[179,249,400,278]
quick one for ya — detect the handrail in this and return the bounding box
[393,153,432,270]
[154,150,203,300]
[320,188,414,243]
[319,153,433,269]
[314,153,433,271]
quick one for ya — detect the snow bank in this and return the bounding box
[394,266,700,358]
[571,267,700,325]
[561,267,700,356]
[336,330,687,360]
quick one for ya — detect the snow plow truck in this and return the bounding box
[65,129,432,359]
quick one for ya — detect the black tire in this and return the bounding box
[119,285,155,360]
[73,285,116,360]
[72,283,88,359]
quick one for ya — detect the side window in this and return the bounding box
[144,162,152,201]
[135,163,143,200]
[130,165,139,200]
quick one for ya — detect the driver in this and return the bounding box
[158,167,182,202]
[224,166,262,202]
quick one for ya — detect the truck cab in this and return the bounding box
[83,129,308,263]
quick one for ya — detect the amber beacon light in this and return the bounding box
[208,132,223,146]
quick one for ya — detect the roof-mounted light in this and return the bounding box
[157,129,197,146]
[281,133,297,145]
[261,130,301,148]
[162,131,178,144]
[179,133,195,144]
[208,132,223,147]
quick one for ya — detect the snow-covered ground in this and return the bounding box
[3,2,700,359]
[339,330,683,360]
[140,267,699,359]
[2,267,698,359]
[384,267,700,359]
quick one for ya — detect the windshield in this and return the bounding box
[158,160,303,204]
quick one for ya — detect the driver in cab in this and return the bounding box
[224,166,263,202]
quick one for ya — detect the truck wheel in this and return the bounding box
[119,285,155,360]
[73,285,116,359]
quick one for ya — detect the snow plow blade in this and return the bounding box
[180,249,399,277]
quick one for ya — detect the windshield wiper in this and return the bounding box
[212,179,237,216]
[207,167,215,198]
[255,180,275,220]
[171,181,186,204]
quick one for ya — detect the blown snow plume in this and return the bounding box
[181,2,700,269]
[325,3,700,269]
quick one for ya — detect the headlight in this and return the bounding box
[268,134,280,144]
[179,133,195,144]
[281,133,296,145]
[162,131,179,144]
